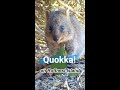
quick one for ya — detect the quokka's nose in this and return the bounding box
[53,35,59,42]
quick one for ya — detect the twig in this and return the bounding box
[35,65,50,80]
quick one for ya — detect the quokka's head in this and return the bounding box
[46,9,74,44]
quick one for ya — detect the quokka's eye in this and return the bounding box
[49,26,53,32]
[60,25,65,32]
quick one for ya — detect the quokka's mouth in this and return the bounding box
[57,37,66,44]
[57,39,61,44]
[57,36,66,44]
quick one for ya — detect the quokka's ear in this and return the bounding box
[45,10,50,20]
[59,9,69,14]
[59,8,70,19]
[45,10,51,22]
[66,8,70,19]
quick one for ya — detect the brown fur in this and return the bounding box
[45,9,85,58]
